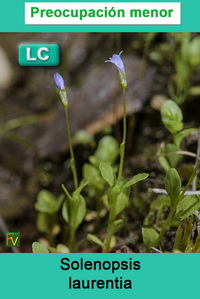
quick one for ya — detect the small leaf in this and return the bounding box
[36,212,55,234]
[34,190,57,214]
[56,194,65,212]
[165,168,181,207]
[181,219,193,251]
[122,173,149,189]
[99,162,115,187]
[107,219,125,236]
[92,136,119,166]
[73,178,89,198]
[162,120,183,135]
[32,242,49,253]
[163,144,182,168]
[114,188,130,219]
[158,155,170,172]
[174,128,196,148]
[144,195,170,227]
[175,195,200,220]
[142,228,159,251]
[61,184,73,202]
[62,200,69,223]
[173,225,184,251]
[161,100,183,122]
[83,163,104,190]
[189,36,200,66]
[56,244,70,253]
[87,234,104,248]
[74,129,94,145]
[194,233,200,253]
[48,246,60,253]
[157,143,182,171]
[71,195,86,230]
[161,100,183,134]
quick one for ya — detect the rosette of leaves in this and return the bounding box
[33,179,89,253]
[158,100,195,171]
[87,161,149,252]
[142,167,200,252]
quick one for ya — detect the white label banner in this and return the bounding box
[25,2,181,25]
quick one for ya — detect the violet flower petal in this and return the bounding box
[54,72,65,90]
[105,51,125,73]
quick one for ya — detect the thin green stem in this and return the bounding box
[104,88,127,252]
[156,206,176,247]
[117,88,127,184]
[64,107,78,190]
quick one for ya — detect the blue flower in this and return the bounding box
[105,51,127,90]
[105,51,125,73]
[54,72,68,107]
[54,72,65,90]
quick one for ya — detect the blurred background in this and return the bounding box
[0,32,200,252]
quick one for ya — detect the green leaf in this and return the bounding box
[32,242,49,253]
[181,219,193,251]
[158,143,182,171]
[56,244,70,253]
[175,195,200,220]
[188,36,200,66]
[161,100,183,122]
[87,234,104,248]
[62,200,69,223]
[71,195,86,230]
[122,173,149,189]
[90,136,119,166]
[194,233,200,253]
[174,128,196,148]
[83,163,104,190]
[99,162,115,187]
[35,190,57,214]
[56,194,65,212]
[144,195,170,227]
[142,228,159,251]
[107,219,125,237]
[158,155,171,172]
[164,144,182,168]
[48,246,60,253]
[161,100,183,134]
[61,184,73,202]
[173,225,184,251]
[62,190,86,229]
[159,143,183,171]
[115,187,130,217]
[73,178,89,198]
[36,212,56,234]
[162,120,183,135]
[165,168,181,206]
[74,129,94,145]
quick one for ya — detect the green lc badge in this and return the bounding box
[18,44,60,66]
